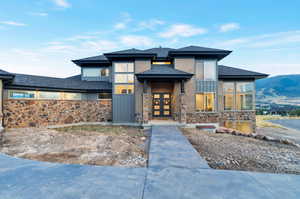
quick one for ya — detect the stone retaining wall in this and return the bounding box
[3,99,112,128]
[187,111,256,132]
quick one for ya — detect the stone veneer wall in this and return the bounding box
[186,111,256,132]
[3,99,112,128]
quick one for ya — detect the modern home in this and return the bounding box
[0,46,268,132]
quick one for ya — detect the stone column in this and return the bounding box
[142,93,151,124]
[179,93,187,124]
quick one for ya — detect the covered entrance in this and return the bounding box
[152,93,171,117]
[136,64,193,124]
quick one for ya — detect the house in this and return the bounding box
[0,45,268,131]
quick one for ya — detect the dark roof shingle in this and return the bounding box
[6,73,112,92]
[218,65,268,79]
[136,65,193,80]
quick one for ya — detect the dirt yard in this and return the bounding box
[182,128,300,175]
[0,125,148,167]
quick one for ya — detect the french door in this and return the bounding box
[152,93,171,117]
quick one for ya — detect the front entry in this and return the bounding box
[152,93,171,117]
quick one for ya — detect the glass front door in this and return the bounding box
[152,93,171,117]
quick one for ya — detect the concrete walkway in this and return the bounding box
[0,126,299,198]
[143,126,300,199]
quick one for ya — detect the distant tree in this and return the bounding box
[289,109,300,116]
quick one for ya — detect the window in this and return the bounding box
[115,74,134,83]
[195,60,217,81]
[114,62,134,94]
[236,82,254,110]
[82,67,109,77]
[8,90,84,100]
[98,93,112,99]
[63,93,82,100]
[38,91,61,100]
[196,93,215,112]
[115,63,134,73]
[223,82,234,110]
[9,90,35,99]
[100,68,109,76]
[203,60,216,81]
[152,61,172,65]
[115,85,134,94]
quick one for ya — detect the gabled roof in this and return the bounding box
[218,65,269,79]
[5,73,112,92]
[136,64,193,80]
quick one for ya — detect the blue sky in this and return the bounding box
[0,0,300,77]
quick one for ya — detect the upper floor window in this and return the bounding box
[196,60,217,81]
[152,61,172,65]
[115,63,134,73]
[203,60,216,81]
[114,62,134,94]
[82,67,110,77]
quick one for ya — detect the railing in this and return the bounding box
[196,80,217,92]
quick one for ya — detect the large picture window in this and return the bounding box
[114,62,134,95]
[223,82,234,110]
[82,67,109,77]
[196,93,215,112]
[236,82,254,110]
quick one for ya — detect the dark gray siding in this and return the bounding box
[112,94,135,123]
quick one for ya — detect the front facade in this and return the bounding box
[0,46,268,132]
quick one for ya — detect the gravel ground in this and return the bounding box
[0,125,148,167]
[181,128,300,174]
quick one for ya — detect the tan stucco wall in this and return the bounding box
[134,59,151,119]
[174,57,196,112]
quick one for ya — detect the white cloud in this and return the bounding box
[82,40,118,52]
[114,12,132,30]
[218,30,300,49]
[66,35,97,41]
[29,12,48,16]
[0,21,27,26]
[159,24,207,38]
[114,23,127,30]
[219,23,240,32]
[137,19,165,30]
[120,35,154,47]
[51,0,71,8]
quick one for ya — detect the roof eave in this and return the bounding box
[169,51,232,60]
[219,74,269,80]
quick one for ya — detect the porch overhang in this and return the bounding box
[136,65,193,81]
